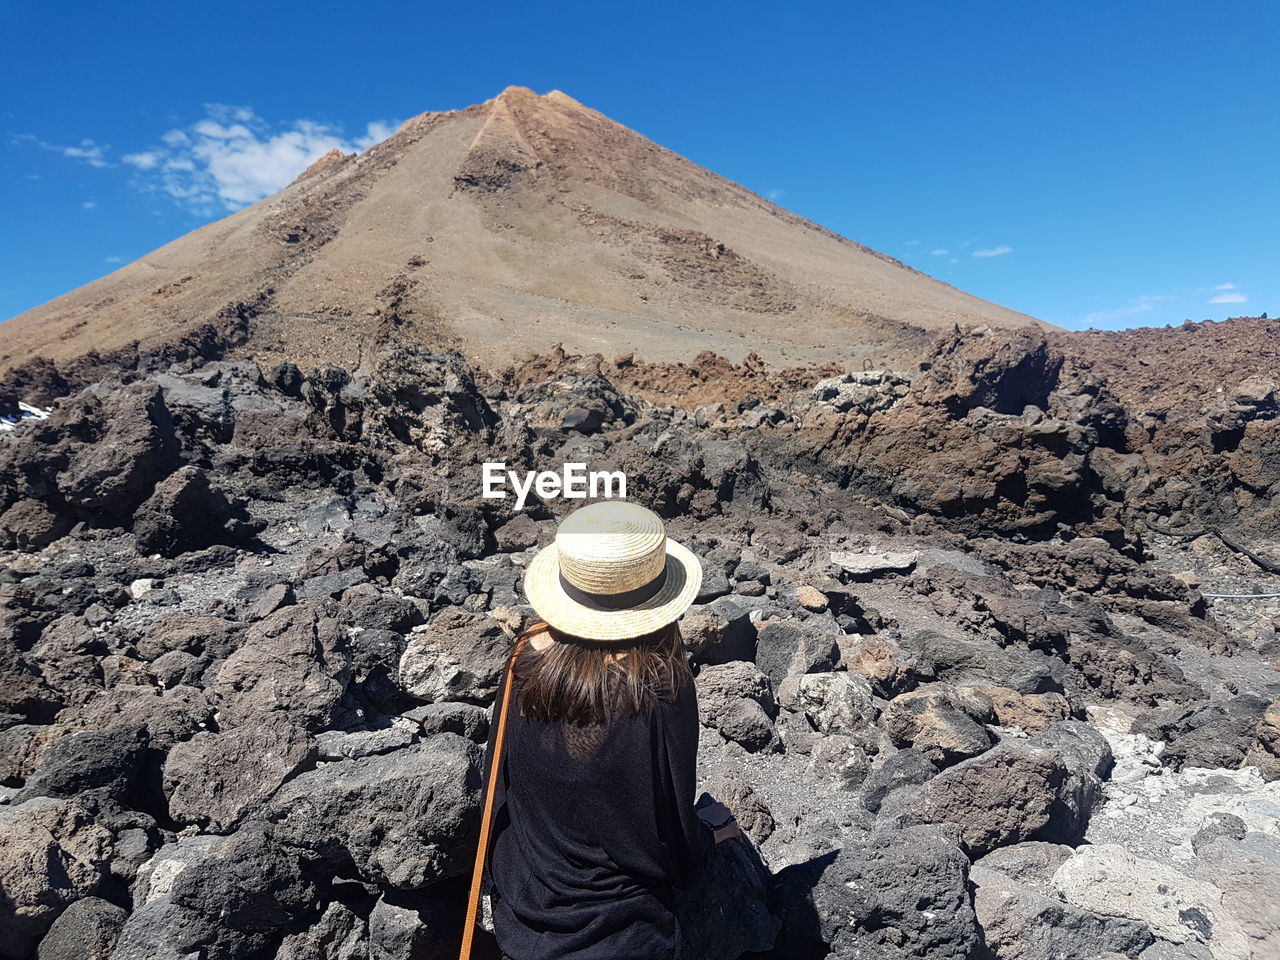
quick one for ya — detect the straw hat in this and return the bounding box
[522,501,703,642]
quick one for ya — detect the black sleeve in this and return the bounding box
[653,669,714,890]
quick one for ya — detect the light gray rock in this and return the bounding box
[971,863,1153,959]
[1193,832,1280,954]
[1053,844,1250,960]
[316,726,418,760]
[830,550,918,580]
[398,608,512,705]
[973,840,1075,890]
[779,671,877,736]
[402,701,490,743]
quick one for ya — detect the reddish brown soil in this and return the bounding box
[1052,316,1280,414]
[493,345,844,407]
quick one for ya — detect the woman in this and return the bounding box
[473,500,740,960]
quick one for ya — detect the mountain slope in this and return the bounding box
[0,87,1047,375]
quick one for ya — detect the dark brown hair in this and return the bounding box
[514,621,691,726]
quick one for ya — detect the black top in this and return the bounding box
[484,647,713,960]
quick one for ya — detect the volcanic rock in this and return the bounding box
[753,617,840,688]
[274,901,364,960]
[398,608,513,705]
[265,734,483,890]
[778,671,877,736]
[162,722,316,831]
[881,685,995,767]
[0,798,113,956]
[35,896,127,960]
[771,827,978,959]
[212,603,352,731]
[970,864,1154,960]
[132,465,261,557]
[1052,844,1250,958]
[696,661,780,753]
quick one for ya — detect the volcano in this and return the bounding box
[0,87,1045,375]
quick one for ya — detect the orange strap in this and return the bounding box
[459,636,527,960]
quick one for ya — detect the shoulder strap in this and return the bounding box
[459,635,528,960]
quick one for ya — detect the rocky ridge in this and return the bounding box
[0,326,1278,959]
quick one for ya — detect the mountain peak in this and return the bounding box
[0,89,1045,379]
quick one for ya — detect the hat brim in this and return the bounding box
[522,538,703,642]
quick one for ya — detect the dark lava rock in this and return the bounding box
[861,747,939,813]
[133,466,261,557]
[753,618,839,690]
[771,826,978,959]
[35,896,127,960]
[14,723,153,807]
[266,734,483,890]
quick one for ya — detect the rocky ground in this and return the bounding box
[1,327,1278,960]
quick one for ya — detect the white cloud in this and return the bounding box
[1212,282,1236,290]
[63,140,108,167]
[13,133,110,168]
[104,256,124,263]
[973,245,1012,258]
[930,248,949,256]
[766,188,785,201]
[1082,294,1170,325]
[1209,292,1247,304]
[123,150,161,169]
[124,104,396,213]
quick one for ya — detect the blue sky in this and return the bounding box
[3,0,1276,330]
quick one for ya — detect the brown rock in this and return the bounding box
[882,686,994,766]
[494,513,540,552]
[890,744,1065,857]
[977,685,1073,735]
[1245,699,1280,781]
[0,498,70,550]
[838,635,917,697]
[795,585,828,612]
